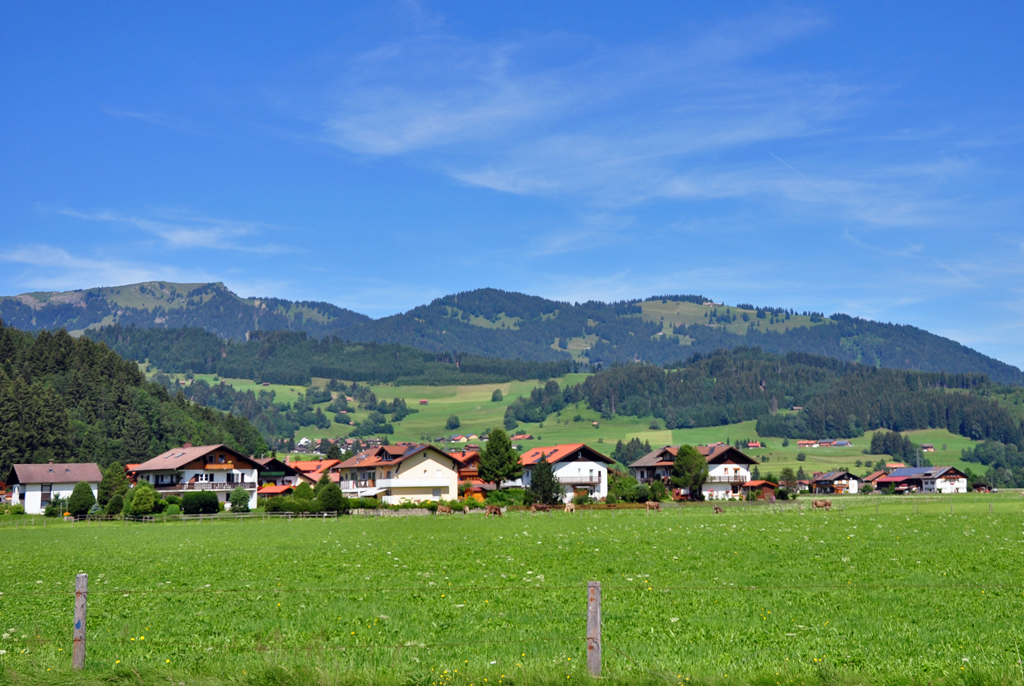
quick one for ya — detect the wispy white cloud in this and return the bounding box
[0,245,197,292]
[57,209,294,254]
[103,108,193,132]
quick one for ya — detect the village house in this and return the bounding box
[7,462,102,514]
[876,466,968,494]
[508,444,613,503]
[629,444,760,500]
[285,458,339,484]
[334,444,459,504]
[254,456,304,497]
[741,480,777,500]
[132,443,263,510]
[810,469,860,494]
[862,470,888,490]
[797,440,817,448]
[448,449,494,501]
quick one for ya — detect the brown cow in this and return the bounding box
[564,502,576,514]
[712,505,724,514]
[531,503,551,513]
[436,505,453,515]
[485,505,503,518]
[645,501,661,514]
[811,499,832,511]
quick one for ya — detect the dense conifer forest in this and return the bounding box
[0,320,266,475]
[86,325,575,386]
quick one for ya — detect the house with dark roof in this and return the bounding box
[133,443,264,509]
[7,462,103,514]
[876,466,967,494]
[448,450,495,501]
[253,456,304,496]
[629,444,759,500]
[510,444,615,502]
[334,444,459,504]
[810,470,860,494]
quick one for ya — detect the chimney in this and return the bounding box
[183,442,193,448]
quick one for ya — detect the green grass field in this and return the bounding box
[2,494,1024,686]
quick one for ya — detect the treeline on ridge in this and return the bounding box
[576,348,1022,446]
[86,325,575,385]
[0,320,267,476]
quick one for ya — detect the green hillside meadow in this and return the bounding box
[159,370,985,472]
[2,496,1023,686]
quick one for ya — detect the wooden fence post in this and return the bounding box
[989,502,993,515]
[587,581,601,677]
[73,573,87,669]
[950,502,953,516]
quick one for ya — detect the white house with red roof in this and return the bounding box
[132,443,263,509]
[510,444,614,503]
[629,444,760,500]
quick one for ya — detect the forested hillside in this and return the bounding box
[0,320,266,475]
[86,325,575,386]
[5,282,1023,384]
[575,348,1023,447]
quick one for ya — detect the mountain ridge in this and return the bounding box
[2,281,1021,385]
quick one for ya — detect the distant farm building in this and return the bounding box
[419,399,429,405]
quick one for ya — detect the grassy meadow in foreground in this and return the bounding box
[1,494,1024,685]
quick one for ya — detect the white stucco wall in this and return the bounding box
[13,482,99,514]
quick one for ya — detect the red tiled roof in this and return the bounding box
[287,459,340,474]
[257,484,293,495]
[742,480,777,488]
[519,444,614,466]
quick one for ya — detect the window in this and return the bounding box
[432,488,441,498]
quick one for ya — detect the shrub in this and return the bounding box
[605,493,618,504]
[44,496,67,518]
[105,493,124,515]
[446,414,461,430]
[634,483,651,503]
[649,480,668,502]
[796,452,806,462]
[316,483,345,512]
[491,389,503,402]
[130,484,156,515]
[228,487,251,512]
[151,498,167,514]
[68,482,96,517]
[293,482,314,501]
[164,495,181,505]
[265,496,286,513]
[355,497,380,509]
[572,493,590,505]
[165,503,180,515]
[182,491,219,515]
[9,504,25,515]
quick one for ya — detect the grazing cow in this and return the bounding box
[645,501,661,514]
[712,505,724,514]
[485,505,503,518]
[436,505,453,515]
[463,506,470,515]
[564,502,576,514]
[531,503,551,513]
[811,499,832,511]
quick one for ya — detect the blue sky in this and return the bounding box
[1,2,1022,366]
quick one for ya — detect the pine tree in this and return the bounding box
[671,445,709,500]
[326,442,343,461]
[120,411,151,463]
[314,471,332,499]
[478,427,521,486]
[98,463,129,506]
[529,455,562,505]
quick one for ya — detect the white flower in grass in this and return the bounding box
[670,618,679,623]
